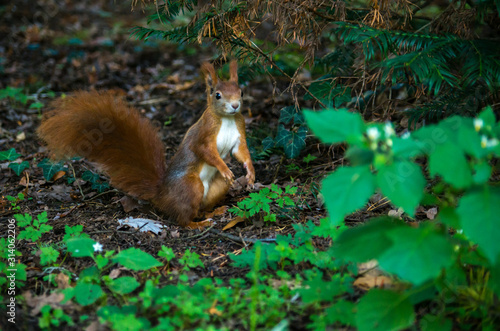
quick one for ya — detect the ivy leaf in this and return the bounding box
[0,148,21,161]
[283,126,307,158]
[378,224,454,285]
[262,136,275,151]
[457,186,500,264]
[37,158,65,181]
[304,108,365,145]
[8,161,29,175]
[429,142,472,189]
[356,289,415,331]
[322,165,375,225]
[275,125,307,158]
[376,161,425,216]
[91,181,110,193]
[113,248,162,271]
[279,105,300,124]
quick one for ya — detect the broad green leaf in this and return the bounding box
[457,186,500,264]
[8,161,29,176]
[304,108,365,145]
[322,165,375,225]
[0,148,21,161]
[420,314,452,331]
[107,277,140,295]
[376,161,425,216]
[392,136,424,159]
[345,146,374,166]
[325,299,355,326]
[472,162,492,184]
[356,289,415,331]
[113,248,162,271]
[67,238,97,258]
[74,283,103,306]
[457,119,483,158]
[378,225,454,285]
[478,106,496,129]
[333,217,403,262]
[429,142,472,189]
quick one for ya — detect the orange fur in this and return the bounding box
[37,61,255,227]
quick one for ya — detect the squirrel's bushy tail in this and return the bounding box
[37,90,166,201]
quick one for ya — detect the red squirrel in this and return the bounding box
[37,61,255,228]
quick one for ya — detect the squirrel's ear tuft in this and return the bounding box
[229,60,238,83]
[201,62,218,89]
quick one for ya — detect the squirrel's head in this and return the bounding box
[201,61,242,116]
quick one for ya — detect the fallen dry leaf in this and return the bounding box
[119,195,141,212]
[52,170,66,181]
[117,217,166,234]
[24,291,66,316]
[56,273,71,289]
[205,205,228,218]
[353,275,393,290]
[223,216,245,231]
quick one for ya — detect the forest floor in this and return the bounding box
[0,1,429,329]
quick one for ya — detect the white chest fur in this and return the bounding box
[217,117,241,158]
[199,117,241,198]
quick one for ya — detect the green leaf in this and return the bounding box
[74,283,103,306]
[66,238,97,258]
[283,126,307,158]
[107,277,140,295]
[345,146,374,166]
[8,161,29,175]
[457,186,500,264]
[376,161,425,216]
[333,217,403,262]
[322,165,375,225]
[356,289,415,331]
[472,161,492,184]
[279,106,300,124]
[378,225,454,285]
[113,248,162,271]
[420,314,452,331]
[392,137,424,159]
[0,148,21,161]
[325,299,355,326]
[429,142,472,189]
[37,158,65,181]
[40,247,60,266]
[478,106,496,128]
[304,108,365,145]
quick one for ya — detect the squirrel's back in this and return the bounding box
[37,90,166,201]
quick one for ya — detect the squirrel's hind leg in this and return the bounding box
[202,173,231,210]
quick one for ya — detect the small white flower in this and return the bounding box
[474,118,484,132]
[93,242,103,252]
[481,135,488,148]
[456,229,463,234]
[384,122,395,137]
[367,127,381,141]
[386,138,393,147]
[487,138,499,148]
[75,249,80,253]
[401,131,411,139]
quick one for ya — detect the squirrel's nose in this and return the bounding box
[231,102,240,110]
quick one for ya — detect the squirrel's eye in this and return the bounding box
[215,92,222,100]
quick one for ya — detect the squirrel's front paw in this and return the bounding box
[221,168,235,184]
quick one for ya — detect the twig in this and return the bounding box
[69,163,85,199]
[208,228,276,244]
